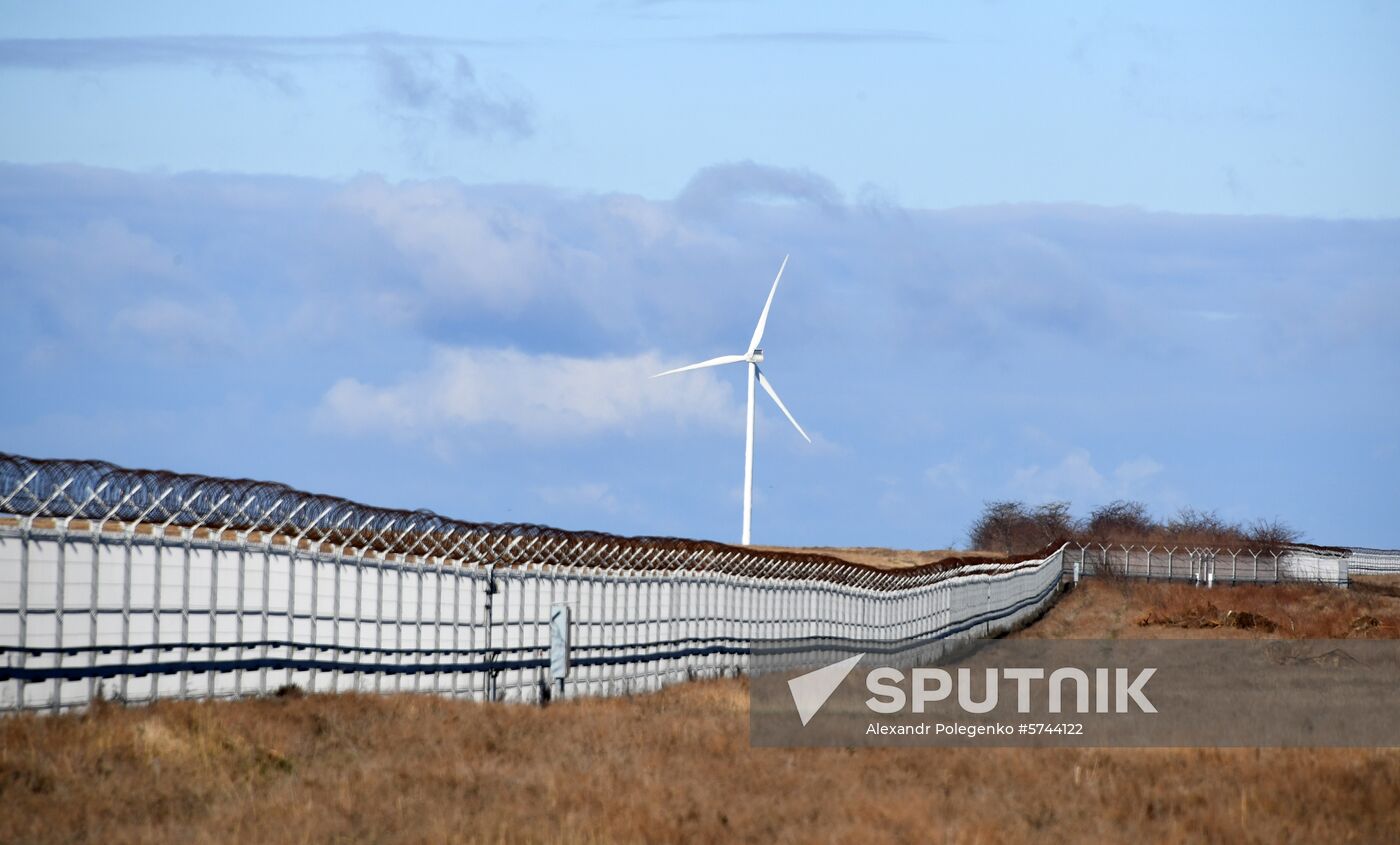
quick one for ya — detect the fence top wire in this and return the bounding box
[0,452,1058,589]
[1063,539,1350,557]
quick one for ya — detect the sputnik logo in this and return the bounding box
[787,654,864,726]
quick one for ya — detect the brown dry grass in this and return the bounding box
[753,546,1005,570]
[3,579,1399,844]
[1019,575,1400,640]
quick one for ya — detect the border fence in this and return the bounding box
[1060,541,1352,586]
[0,452,1381,714]
[0,453,1063,713]
[1346,547,1400,575]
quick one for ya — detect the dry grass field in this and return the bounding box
[3,577,1399,844]
[1019,574,1400,640]
[753,545,1006,569]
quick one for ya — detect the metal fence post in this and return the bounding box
[483,563,496,702]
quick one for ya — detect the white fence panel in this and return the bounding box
[1348,548,1400,574]
[0,520,1070,713]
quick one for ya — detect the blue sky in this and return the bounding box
[2,2,1397,548]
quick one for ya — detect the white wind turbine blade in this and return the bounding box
[746,254,789,357]
[651,353,747,378]
[756,367,811,443]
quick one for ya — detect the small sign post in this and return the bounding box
[549,603,570,696]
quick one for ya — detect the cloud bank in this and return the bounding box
[1,161,1396,546]
[0,33,533,139]
[316,347,737,439]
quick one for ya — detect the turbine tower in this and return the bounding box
[653,255,810,545]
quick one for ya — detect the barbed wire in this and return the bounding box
[0,452,1055,589]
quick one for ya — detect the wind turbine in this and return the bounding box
[652,255,810,545]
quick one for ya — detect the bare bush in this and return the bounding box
[1164,507,1246,546]
[968,500,1072,555]
[1245,518,1303,549]
[1084,500,1155,542]
[967,500,1303,552]
[968,501,1027,555]
[1032,501,1076,541]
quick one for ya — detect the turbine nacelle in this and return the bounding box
[748,348,764,363]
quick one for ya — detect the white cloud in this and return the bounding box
[0,217,186,294]
[329,176,729,338]
[373,50,533,141]
[334,177,570,312]
[1113,456,1164,485]
[111,297,239,354]
[1009,448,1105,502]
[315,346,740,439]
[924,460,968,492]
[677,160,844,214]
[1008,448,1164,504]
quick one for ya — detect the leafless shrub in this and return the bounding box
[1084,500,1155,542]
[1163,507,1246,546]
[1033,501,1076,542]
[1245,518,1303,549]
[968,501,1304,553]
[968,501,1025,555]
[968,500,1073,555]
